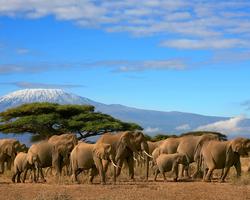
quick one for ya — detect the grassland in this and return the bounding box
[0,158,249,200]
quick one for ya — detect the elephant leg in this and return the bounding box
[12,172,17,183]
[184,164,190,178]
[179,164,184,177]
[234,158,241,178]
[17,172,21,183]
[154,168,159,181]
[162,172,166,181]
[72,168,80,183]
[89,167,98,183]
[219,169,224,179]
[22,169,28,183]
[0,161,4,174]
[7,160,12,171]
[220,167,230,182]
[32,168,37,183]
[172,163,179,181]
[127,156,135,180]
[203,168,208,181]
[39,168,46,182]
[204,168,214,182]
[94,157,106,184]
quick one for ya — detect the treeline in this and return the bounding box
[145,131,227,141]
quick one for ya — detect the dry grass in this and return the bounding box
[0,158,249,200]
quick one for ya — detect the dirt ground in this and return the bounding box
[0,179,249,200]
[0,157,249,200]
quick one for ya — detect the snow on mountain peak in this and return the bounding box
[0,88,99,110]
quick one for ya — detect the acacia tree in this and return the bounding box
[0,102,142,142]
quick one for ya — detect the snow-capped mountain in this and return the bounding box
[0,89,103,110]
[1,89,250,139]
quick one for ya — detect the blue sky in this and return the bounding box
[1,0,250,120]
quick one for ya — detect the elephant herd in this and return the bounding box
[148,134,250,182]
[0,131,250,185]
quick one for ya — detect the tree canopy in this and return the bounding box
[0,102,142,142]
[145,134,179,141]
[145,131,227,141]
[180,131,227,141]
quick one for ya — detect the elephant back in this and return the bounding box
[28,141,53,167]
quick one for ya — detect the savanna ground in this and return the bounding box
[0,158,250,200]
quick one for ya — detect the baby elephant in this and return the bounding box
[12,152,34,183]
[154,153,188,182]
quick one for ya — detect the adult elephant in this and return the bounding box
[25,140,72,182]
[0,138,24,173]
[96,131,151,180]
[71,141,118,184]
[48,133,78,176]
[202,137,250,182]
[177,134,219,178]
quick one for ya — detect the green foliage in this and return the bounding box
[0,102,142,141]
[145,133,179,141]
[144,131,227,142]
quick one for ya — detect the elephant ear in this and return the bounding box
[2,143,13,157]
[244,139,250,151]
[230,138,244,153]
[27,151,38,165]
[194,135,216,160]
[93,143,111,160]
[152,147,161,160]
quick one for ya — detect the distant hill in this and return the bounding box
[1,89,249,144]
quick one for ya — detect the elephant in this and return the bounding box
[147,140,164,155]
[153,153,189,182]
[12,152,35,183]
[0,138,24,173]
[48,133,78,176]
[70,141,118,184]
[25,141,53,182]
[25,140,72,182]
[201,137,250,182]
[151,137,183,163]
[176,134,219,178]
[96,131,151,181]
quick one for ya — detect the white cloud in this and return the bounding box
[0,81,85,89]
[80,59,186,72]
[144,127,160,133]
[196,116,250,136]
[16,48,30,55]
[175,124,191,131]
[0,0,250,49]
[161,38,248,49]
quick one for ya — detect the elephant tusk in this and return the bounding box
[133,156,138,161]
[143,151,153,158]
[140,155,145,160]
[111,160,121,168]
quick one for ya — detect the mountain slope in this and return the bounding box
[0,89,249,138]
[0,89,104,110]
